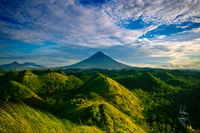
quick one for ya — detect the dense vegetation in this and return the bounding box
[0,68,200,133]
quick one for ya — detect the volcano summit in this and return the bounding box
[63,51,132,69]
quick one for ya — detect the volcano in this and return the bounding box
[64,51,132,69]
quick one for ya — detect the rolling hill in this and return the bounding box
[58,73,145,132]
[0,80,40,100]
[115,72,179,93]
[0,69,200,132]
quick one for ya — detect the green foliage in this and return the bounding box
[0,70,83,104]
[0,81,38,100]
[0,73,4,77]
[0,102,103,133]
[0,69,200,132]
[115,72,180,94]
[62,98,145,133]
[19,70,42,92]
[81,73,144,119]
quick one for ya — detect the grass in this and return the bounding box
[82,73,144,119]
[115,72,179,94]
[0,81,40,100]
[58,73,146,132]
[20,70,42,92]
[0,102,103,133]
[62,98,145,133]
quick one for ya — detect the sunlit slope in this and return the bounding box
[0,72,4,77]
[18,70,42,92]
[43,72,82,91]
[0,81,41,101]
[63,99,145,133]
[56,73,145,132]
[0,70,83,95]
[82,73,143,118]
[0,102,103,133]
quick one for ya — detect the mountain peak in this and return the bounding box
[64,51,132,69]
[0,61,45,70]
[91,51,108,58]
[96,51,105,55]
[11,61,22,64]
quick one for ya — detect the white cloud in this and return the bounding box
[1,0,199,47]
[156,35,166,39]
[0,0,200,68]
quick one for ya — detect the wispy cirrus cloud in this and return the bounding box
[1,0,199,46]
[0,0,200,69]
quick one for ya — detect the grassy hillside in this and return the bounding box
[0,69,200,132]
[19,70,42,92]
[114,72,179,94]
[54,73,145,132]
[0,102,103,133]
[0,81,40,100]
[63,99,145,133]
[81,73,144,119]
[0,70,84,104]
[153,71,200,89]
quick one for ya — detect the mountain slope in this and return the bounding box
[0,61,45,70]
[64,51,132,69]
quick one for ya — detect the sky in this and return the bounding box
[0,0,200,69]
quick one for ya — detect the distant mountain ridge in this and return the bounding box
[0,61,45,70]
[63,51,132,69]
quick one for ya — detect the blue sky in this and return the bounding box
[0,0,200,69]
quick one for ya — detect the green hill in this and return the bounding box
[38,72,83,102]
[18,70,42,92]
[1,69,200,132]
[63,99,145,133]
[0,102,103,133]
[115,72,179,94]
[153,71,200,89]
[0,70,84,103]
[0,81,40,101]
[153,71,176,81]
[81,73,144,119]
[56,73,145,132]
[0,71,19,85]
[0,72,4,77]
[0,80,51,109]
[17,71,83,94]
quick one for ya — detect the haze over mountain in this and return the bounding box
[0,61,45,70]
[63,51,132,69]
